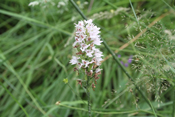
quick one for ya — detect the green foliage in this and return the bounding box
[0,0,175,116]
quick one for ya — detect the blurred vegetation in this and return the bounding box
[0,0,175,117]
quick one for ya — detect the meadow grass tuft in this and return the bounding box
[0,0,174,116]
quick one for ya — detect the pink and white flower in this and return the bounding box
[70,19,103,87]
[70,56,80,65]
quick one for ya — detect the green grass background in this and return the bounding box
[0,0,175,117]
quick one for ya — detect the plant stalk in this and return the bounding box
[86,75,91,117]
[173,86,175,117]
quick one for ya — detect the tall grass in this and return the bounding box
[0,0,174,117]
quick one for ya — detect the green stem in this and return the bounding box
[69,0,157,116]
[173,87,175,117]
[67,83,87,105]
[86,75,91,117]
[70,0,87,20]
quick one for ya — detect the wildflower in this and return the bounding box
[28,0,55,7]
[63,78,68,84]
[57,0,68,14]
[70,19,103,89]
[70,56,80,65]
[28,1,39,6]
[57,2,66,8]
[124,63,128,67]
[119,55,133,67]
[118,54,121,58]
[96,68,102,73]
[128,56,132,64]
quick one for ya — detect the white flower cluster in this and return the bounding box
[28,1,39,6]
[70,19,103,86]
[28,0,54,7]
